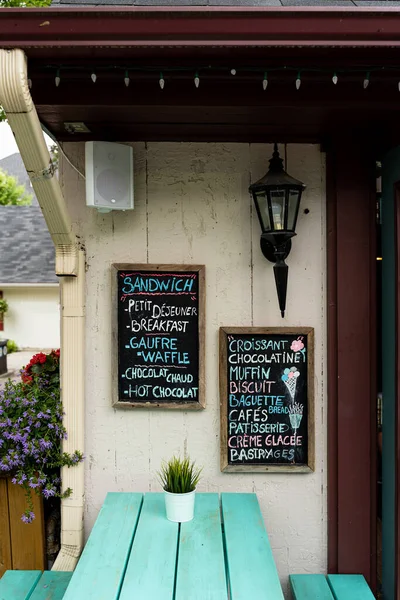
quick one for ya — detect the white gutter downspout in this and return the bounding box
[0,48,85,571]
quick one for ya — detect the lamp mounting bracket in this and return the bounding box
[260,232,295,263]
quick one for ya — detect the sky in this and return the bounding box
[0,121,53,160]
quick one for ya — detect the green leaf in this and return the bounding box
[0,169,32,206]
[157,455,202,494]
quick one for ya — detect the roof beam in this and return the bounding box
[1,7,400,48]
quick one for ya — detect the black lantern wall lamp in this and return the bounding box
[249,144,306,318]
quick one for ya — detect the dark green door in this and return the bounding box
[381,147,400,600]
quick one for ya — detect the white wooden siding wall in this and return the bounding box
[61,142,326,595]
[2,287,60,349]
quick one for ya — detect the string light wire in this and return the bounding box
[33,63,400,88]
[57,142,86,180]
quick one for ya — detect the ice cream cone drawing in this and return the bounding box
[288,402,303,431]
[288,403,304,463]
[281,367,300,401]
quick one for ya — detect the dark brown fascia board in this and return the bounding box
[1,7,400,48]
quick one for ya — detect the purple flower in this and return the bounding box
[39,439,52,451]
[71,452,82,464]
[43,486,56,499]
[21,511,35,524]
[0,351,82,521]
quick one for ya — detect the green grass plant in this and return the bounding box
[158,455,202,494]
[6,339,18,353]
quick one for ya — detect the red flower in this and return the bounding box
[27,353,47,368]
[21,350,60,385]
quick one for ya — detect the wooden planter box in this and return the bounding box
[0,477,45,577]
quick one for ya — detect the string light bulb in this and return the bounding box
[296,71,301,90]
[332,72,338,85]
[124,70,130,87]
[363,71,370,89]
[398,80,400,92]
[231,69,236,76]
[194,71,200,88]
[263,71,268,91]
[159,72,165,90]
[91,71,97,83]
[55,69,61,87]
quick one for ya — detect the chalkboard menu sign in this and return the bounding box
[112,264,205,409]
[219,327,314,472]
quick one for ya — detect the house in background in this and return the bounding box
[0,154,60,349]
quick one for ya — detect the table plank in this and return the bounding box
[0,570,41,600]
[327,575,375,600]
[62,492,143,600]
[119,493,178,600]
[29,572,73,600]
[175,493,228,600]
[290,574,335,600]
[221,493,284,600]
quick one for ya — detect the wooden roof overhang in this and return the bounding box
[2,6,400,145]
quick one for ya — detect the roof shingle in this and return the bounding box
[0,154,56,285]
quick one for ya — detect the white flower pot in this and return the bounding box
[164,489,195,523]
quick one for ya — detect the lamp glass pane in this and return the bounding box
[270,189,285,231]
[255,191,271,232]
[287,188,301,231]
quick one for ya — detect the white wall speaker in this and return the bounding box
[85,141,134,212]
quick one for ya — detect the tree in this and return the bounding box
[0,0,51,6]
[49,144,59,171]
[0,169,32,205]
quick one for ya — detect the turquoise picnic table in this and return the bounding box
[61,491,283,600]
[0,492,376,600]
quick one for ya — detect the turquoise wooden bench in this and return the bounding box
[0,570,72,600]
[62,491,284,600]
[290,573,376,600]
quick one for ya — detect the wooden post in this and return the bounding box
[327,136,377,588]
[0,478,11,577]
[0,477,45,577]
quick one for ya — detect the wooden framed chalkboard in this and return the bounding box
[112,264,205,409]
[219,327,314,472]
